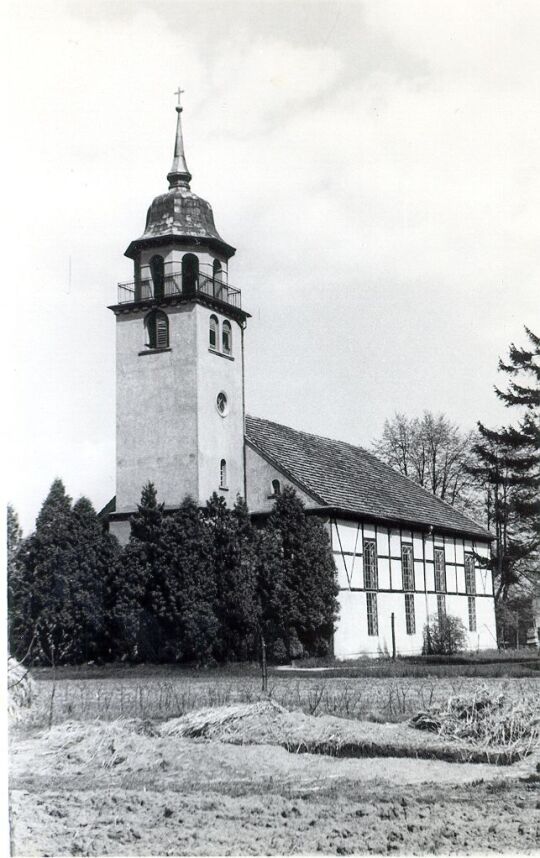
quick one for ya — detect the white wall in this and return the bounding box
[331,517,497,659]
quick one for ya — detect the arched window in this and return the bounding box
[222,320,232,355]
[213,259,223,300]
[271,479,281,496]
[209,315,219,350]
[220,459,227,489]
[182,253,199,297]
[149,255,165,299]
[145,310,169,349]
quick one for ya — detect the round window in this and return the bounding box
[216,391,228,416]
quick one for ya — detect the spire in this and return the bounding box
[167,87,192,190]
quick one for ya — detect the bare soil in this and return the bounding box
[9,711,540,856]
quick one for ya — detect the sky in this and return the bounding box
[3,0,540,534]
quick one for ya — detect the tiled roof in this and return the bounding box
[245,415,491,540]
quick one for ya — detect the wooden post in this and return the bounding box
[391,612,396,661]
[260,630,268,693]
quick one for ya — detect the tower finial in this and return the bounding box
[167,86,192,190]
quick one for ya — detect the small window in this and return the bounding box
[434,547,446,593]
[145,310,169,349]
[366,591,378,636]
[220,459,227,489]
[222,320,232,355]
[216,391,228,416]
[209,315,218,350]
[404,593,416,635]
[464,553,476,595]
[363,539,378,590]
[271,479,281,497]
[468,596,477,632]
[437,594,446,620]
[402,544,414,591]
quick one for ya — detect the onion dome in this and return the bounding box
[125,92,235,260]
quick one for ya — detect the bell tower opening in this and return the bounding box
[182,253,199,297]
[150,255,165,299]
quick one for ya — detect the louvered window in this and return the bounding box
[402,544,414,591]
[404,593,416,635]
[209,315,218,350]
[146,310,169,349]
[363,539,378,590]
[366,591,378,636]
[464,553,476,594]
[222,320,232,355]
[434,547,446,592]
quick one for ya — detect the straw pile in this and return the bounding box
[409,685,540,758]
[161,699,288,741]
[8,657,36,722]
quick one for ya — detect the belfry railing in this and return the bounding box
[116,273,242,309]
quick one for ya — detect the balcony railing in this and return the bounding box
[116,273,242,310]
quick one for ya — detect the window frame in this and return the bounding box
[464,552,476,595]
[434,546,447,593]
[366,591,378,636]
[404,592,416,635]
[468,596,477,632]
[437,593,446,620]
[401,543,415,591]
[222,320,232,355]
[209,314,219,350]
[145,309,169,350]
[363,539,378,590]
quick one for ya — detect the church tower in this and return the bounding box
[109,93,249,542]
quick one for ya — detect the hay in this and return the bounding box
[161,699,287,740]
[409,685,540,759]
[8,657,36,722]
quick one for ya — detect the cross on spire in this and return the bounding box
[174,86,184,110]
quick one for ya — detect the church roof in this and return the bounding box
[245,415,491,540]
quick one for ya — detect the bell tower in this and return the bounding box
[108,92,249,542]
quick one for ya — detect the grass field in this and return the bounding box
[27,663,540,726]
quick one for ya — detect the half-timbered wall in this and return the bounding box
[330,517,497,659]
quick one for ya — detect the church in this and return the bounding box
[106,97,497,659]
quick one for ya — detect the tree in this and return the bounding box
[266,487,339,660]
[372,412,477,510]
[204,494,258,661]
[156,498,218,664]
[10,480,78,664]
[113,482,165,660]
[467,328,539,602]
[423,614,467,656]
[7,504,23,654]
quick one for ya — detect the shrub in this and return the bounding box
[423,613,467,656]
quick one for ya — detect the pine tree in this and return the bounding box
[468,328,539,602]
[156,498,218,663]
[204,493,258,660]
[267,487,339,659]
[114,482,165,660]
[7,504,23,655]
[11,479,76,664]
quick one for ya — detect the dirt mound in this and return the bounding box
[161,699,287,740]
[8,658,36,723]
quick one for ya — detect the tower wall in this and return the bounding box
[115,304,199,511]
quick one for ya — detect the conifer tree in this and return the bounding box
[7,504,23,654]
[114,482,165,660]
[204,493,258,660]
[11,479,76,663]
[267,487,339,659]
[156,498,218,663]
[468,328,539,601]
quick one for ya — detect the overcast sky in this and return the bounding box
[4,0,539,533]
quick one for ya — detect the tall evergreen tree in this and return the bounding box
[10,479,76,663]
[468,328,539,602]
[7,504,23,654]
[267,487,339,659]
[113,482,165,660]
[156,498,218,663]
[204,494,258,660]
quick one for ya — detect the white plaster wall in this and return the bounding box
[245,445,318,513]
[331,517,497,659]
[115,304,199,511]
[196,304,245,506]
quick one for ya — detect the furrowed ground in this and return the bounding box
[9,663,540,856]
